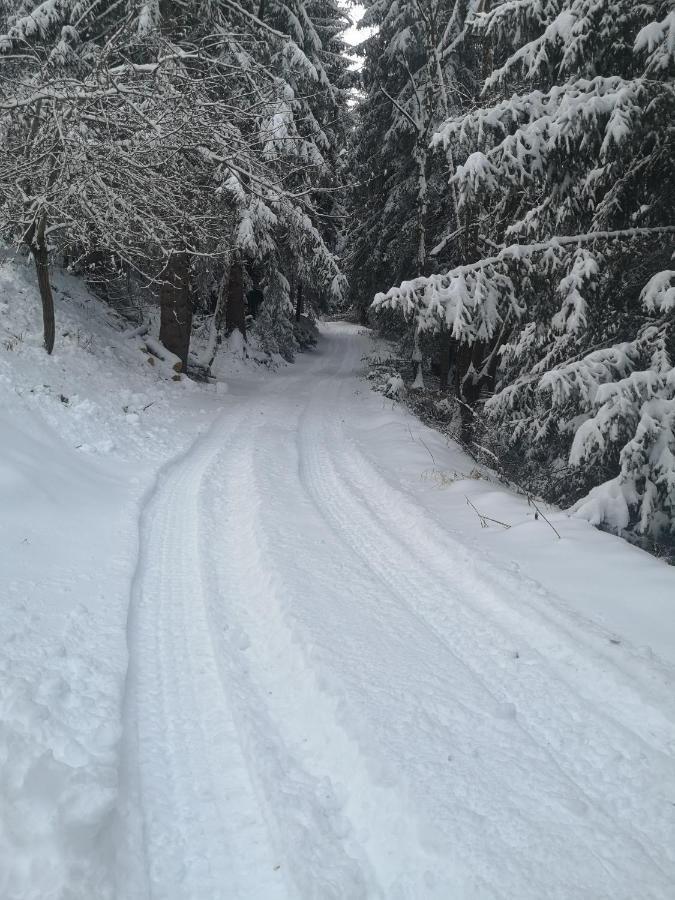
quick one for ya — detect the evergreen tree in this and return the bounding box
[346,0,474,382]
[374,0,675,545]
[0,0,348,361]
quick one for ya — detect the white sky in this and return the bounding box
[343,4,375,48]
[342,2,375,73]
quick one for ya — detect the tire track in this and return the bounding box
[196,421,379,900]
[292,337,675,898]
[117,410,288,900]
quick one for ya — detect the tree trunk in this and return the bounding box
[29,215,55,355]
[439,339,451,391]
[427,14,463,248]
[225,253,246,338]
[295,280,304,321]
[213,267,229,335]
[159,251,192,370]
[477,0,494,85]
[412,328,425,389]
[414,139,429,277]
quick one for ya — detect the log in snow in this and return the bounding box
[142,337,183,375]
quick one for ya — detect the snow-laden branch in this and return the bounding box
[374,228,675,333]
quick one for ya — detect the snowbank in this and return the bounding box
[0,252,218,900]
[360,333,675,668]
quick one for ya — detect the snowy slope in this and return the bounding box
[2,260,675,899]
[0,253,219,899]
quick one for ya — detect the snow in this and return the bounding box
[2,259,675,899]
[343,3,376,57]
[642,270,675,312]
[0,253,218,899]
[635,10,675,71]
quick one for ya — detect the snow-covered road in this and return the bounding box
[116,323,675,900]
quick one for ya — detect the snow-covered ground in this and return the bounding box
[2,256,675,899]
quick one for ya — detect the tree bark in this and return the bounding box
[225,253,246,338]
[426,9,463,248]
[477,0,494,85]
[213,267,229,335]
[28,214,55,355]
[159,251,192,370]
[414,139,429,277]
[412,327,425,389]
[439,339,451,390]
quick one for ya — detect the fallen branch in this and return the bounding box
[122,321,150,340]
[143,337,182,373]
[466,496,511,529]
[528,495,561,539]
[407,423,437,465]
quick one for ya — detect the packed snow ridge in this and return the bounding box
[1,260,675,900]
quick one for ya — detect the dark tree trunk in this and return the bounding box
[28,215,55,355]
[213,270,228,338]
[439,339,452,390]
[225,253,246,338]
[159,251,192,369]
[295,280,304,321]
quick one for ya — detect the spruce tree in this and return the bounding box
[374,0,675,545]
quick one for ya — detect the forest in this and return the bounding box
[3,4,675,899]
[1,0,674,550]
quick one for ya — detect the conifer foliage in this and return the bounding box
[346,1,471,322]
[369,0,675,547]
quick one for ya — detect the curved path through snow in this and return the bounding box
[116,323,675,900]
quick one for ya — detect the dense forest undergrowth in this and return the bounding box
[1,0,673,552]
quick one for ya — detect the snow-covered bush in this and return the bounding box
[384,374,406,399]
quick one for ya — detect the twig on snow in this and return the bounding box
[407,423,437,465]
[528,494,561,539]
[466,496,511,529]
